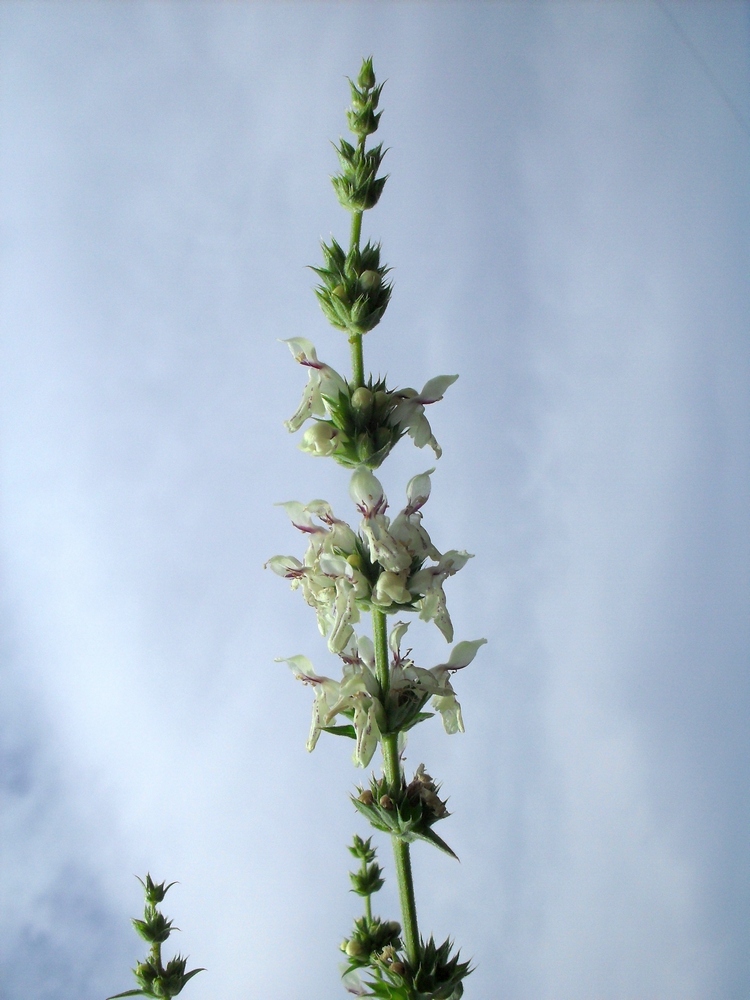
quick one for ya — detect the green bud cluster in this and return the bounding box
[348,832,377,862]
[108,876,204,1000]
[138,875,177,907]
[313,237,392,336]
[332,137,388,212]
[352,770,456,859]
[341,838,401,975]
[313,56,391,364]
[307,373,403,468]
[330,57,387,213]
[348,833,385,898]
[341,915,402,967]
[371,936,473,1000]
[346,57,384,137]
[349,859,385,897]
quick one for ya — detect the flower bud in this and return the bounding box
[346,939,366,958]
[359,269,381,292]
[358,59,376,90]
[351,386,373,412]
[372,571,411,607]
[379,794,394,810]
[358,789,374,806]
[300,422,340,457]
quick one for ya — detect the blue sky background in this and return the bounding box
[1,3,748,999]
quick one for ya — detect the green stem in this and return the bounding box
[350,209,363,250]
[348,207,364,386]
[350,334,364,388]
[372,607,390,695]
[372,609,420,965]
[151,941,162,974]
[365,893,372,924]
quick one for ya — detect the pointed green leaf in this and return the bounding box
[414,827,459,860]
[321,724,357,739]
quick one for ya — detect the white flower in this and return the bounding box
[390,375,458,458]
[372,570,412,607]
[278,652,384,767]
[408,549,473,642]
[387,623,486,734]
[389,469,441,563]
[277,655,342,751]
[269,471,471,647]
[267,499,365,653]
[282,338,348,432]
[349,466,387,515]
[300,422,344,457]
[282,339,458,465]
[349,467,413,573]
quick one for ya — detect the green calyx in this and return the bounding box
[350,860,386,897]
[348,832,378,862]
[332,139,388,212]
[137,875,178,907]
[313,237,392,336]
[132,907,174,945]
[352,771,457,859]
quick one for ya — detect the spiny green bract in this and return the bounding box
[137,875,177,907]
[349,860,385,897]
[332,139,388,212]
[132,907,174,945]
[348,833,378,863]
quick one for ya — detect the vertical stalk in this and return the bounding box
[350,209,363,250]
[371,608,420,965]
[350,334,365,388]
[349,208,364,388]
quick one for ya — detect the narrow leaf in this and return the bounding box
[321,724,357,739]
[414,827,460,860]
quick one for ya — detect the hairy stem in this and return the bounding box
[350,209,363,250]
[372,608,420,965]
[348,207,364,387]
[350,334,365,388]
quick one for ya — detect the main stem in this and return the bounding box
[372,608,420,965]
[349,208,364,388]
